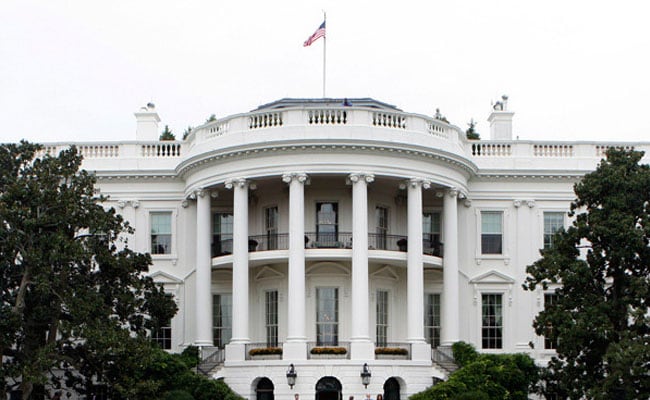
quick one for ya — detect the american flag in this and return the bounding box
[303,21,326,47]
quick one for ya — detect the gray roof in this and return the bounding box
[253,98,402,111]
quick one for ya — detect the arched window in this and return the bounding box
[315,376,342,400]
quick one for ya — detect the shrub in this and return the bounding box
[249,347,283,356]
[310,346,347,355]
[374,347,408,355]
[452,341,478,367]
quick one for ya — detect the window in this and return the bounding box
[376,290,389,346]
[376,206,389,250]
[424,293,441,348]
[481,211,503,254]
[316,287,338,346]
[265,207,279,250]
[316,202,338,245]
[543,212,564,250]
[544,293,558,349]
[482,294,503,349]
[213,212,233,256]
[423,212,441,256]
[152,320,172,350]
[213,294,232,348]
[265,290,278,347]
[151,212,172,254]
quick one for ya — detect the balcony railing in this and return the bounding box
[247,233,289,251]
[304,232,353,249]
[211,233,443,257]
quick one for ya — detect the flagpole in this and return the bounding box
[322,11,327,98]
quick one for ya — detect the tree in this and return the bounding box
[0,142,177,399]
[159,125,175,141]
[205,114,217,123]
[465,119,480,140]
[524,149,650,399]
[410,342,538,400]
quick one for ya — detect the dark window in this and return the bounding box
[481,294,503,349]
[543,212,564,250]
[213,294,232,348]
[213,212,233,256]
[376,290,389,346]
[265,207,279,250]
[481,211,503,254]
[316,287,338,346]
[266,290,278,347]
[316,202,338,245]
[425,293,441,347]
[544,293,558,349]
[376,206,389,249]
[151,212,172,254]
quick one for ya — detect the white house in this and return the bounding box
[41,98,648,400]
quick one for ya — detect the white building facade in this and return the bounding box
[42,98,648,400]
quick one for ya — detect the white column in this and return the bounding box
[225,178,250,360]
[406,178,431,360]
[195,189,213,346]
[442,188,460,346]
[349,173,375,359]
[283,173,308,360]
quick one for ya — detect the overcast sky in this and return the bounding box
[1,0,649,144]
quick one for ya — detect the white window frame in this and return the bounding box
[541,210,567,250]
[475,208,510,264]
[147,208,177,259]
[424,292,442,348]
[375,289,390,346]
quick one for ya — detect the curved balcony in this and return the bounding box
[211,234,444,268]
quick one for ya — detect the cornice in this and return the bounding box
[176,140,478,178]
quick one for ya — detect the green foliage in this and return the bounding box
[163,390,195,400]
[0,142,177,399]
[206,114,217,123]
[451,341,478,367]
[411,342,538,400]
[524,148,650,399]
[465,119,480,140]
[160,125,176,141]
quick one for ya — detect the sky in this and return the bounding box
[1,0,649,144]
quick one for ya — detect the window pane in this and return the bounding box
[376,207,388,249]
[316,287,338,346]
[424,294,441,347]
[544,293,558,349]
[481,212,503,254]
[266,290,278,347]
[376,290,389,346]
[213,294,232,348]
[265,207,279,250]
[151,212,172,254]
[481,294,503,349]
[543,212,564,249]
[213,212,233,256]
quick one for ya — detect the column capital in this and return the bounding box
[402,178,431,190]
[446,188,459,198]
[348,173,375,184]
[282,172,309,184]
[225,178,253,190]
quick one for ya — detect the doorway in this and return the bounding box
[383,378,400,400]
[256,377,274,400]
[315,376,342,400]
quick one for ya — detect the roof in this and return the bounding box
[252,98,402,111]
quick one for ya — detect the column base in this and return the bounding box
[350,340,375,360]
[410,342,433,361]
[225,342,246,361]
[282,341,307,360]
[194,339,214,347]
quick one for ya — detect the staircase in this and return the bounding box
[197,347,225,377]
[431,346,459,374]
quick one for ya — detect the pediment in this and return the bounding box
[255,266,285,281]
[469,270,515,284]
[371,265,399,281]
[306,262,350,276]
[149,270,182,284]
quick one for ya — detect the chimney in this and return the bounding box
[134,102,161,140]
[488,95,514,140]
